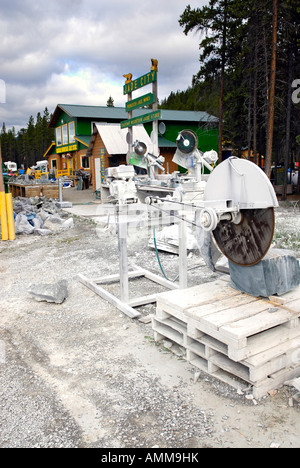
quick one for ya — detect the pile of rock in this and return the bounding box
[13,196,74,236]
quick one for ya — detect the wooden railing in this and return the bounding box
[56,170,70,177]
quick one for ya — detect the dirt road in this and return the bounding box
[0,201,299,448]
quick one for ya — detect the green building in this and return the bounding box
[44,104,218,189]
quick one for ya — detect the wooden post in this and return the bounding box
[0,144,4,193]
[5,193,15,241]
[126,92,133,164]
[152,78,159,157]
[0,144,8,241]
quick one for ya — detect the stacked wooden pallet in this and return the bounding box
[9,182,59,199]
[152,276,300,399]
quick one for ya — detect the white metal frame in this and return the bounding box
[78,207,188,319]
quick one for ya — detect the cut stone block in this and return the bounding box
[28,280,68,304]
[55,201,73,209]
[229,248,300,297]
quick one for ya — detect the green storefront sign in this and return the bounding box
[121,110,161,129]
[126,93,155,112]
[123,71,157,95]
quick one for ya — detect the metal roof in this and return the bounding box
[90,123,153,155]
[49,104,218,128]
[75,135,90,147]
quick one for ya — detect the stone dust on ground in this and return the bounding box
[0,200,299,448]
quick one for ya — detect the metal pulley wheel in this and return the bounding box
[197,207,219,232]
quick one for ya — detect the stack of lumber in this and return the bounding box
[152,276,300,399]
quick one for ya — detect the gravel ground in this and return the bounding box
[0,197,299,448]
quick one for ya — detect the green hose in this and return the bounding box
[153,226,204,283]
[153,227,178,283]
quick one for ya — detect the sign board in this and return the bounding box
[126,93,155,112]
[276,167,285,185]
[56,143,77,154]
[121,110,161,129]
[123,70,157,95]
[100,148,105,182]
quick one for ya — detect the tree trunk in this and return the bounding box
[218,63,224,162]
[253,38,258,165]
[282,47,293,200]
[265,0,278,179]
[218,0,228,163]
[247,74,252,160]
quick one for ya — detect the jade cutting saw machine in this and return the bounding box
[146,130,279,272]
[195,155,278,269]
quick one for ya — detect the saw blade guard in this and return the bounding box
[204,157,279,210]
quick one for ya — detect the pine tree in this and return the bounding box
[106,96,114,107]
[179,0,241,161]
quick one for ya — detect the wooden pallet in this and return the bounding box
[153,276,300,399]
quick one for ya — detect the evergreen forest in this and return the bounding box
[160,0,300,189]
[1,108,54,170]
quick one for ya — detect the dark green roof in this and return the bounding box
[49,104,218,128]
[75,135,90,146]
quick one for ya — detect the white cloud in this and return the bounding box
[0,0,207,131]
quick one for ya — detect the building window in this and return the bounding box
[56,127,62,146]
[81,155,90,169]
[69,122,75,143]
[62,124,68,145]
[51,159,57,170]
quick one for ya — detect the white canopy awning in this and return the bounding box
[94,123,153,155]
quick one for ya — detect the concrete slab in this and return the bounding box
[63,204,101,218]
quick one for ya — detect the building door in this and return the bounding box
[67,157,73,176]
[95,158,101,190]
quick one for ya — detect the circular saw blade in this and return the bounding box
[177,130,198,154]
[212,208,275,267]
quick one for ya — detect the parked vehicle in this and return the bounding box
[3,161,17,173]
[288,169,298,186]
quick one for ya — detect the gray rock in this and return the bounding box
[229,248,300,297]
[15,214,35,235]
[12,197,74,236]
[32,215,43,230]
[43,215,73,232]
[37,209,50,222]
[28,280,68,304]
[34,228,52,236]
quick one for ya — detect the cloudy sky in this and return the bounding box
[0,0,208,132]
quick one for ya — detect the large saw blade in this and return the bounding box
[212,208,275,267]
